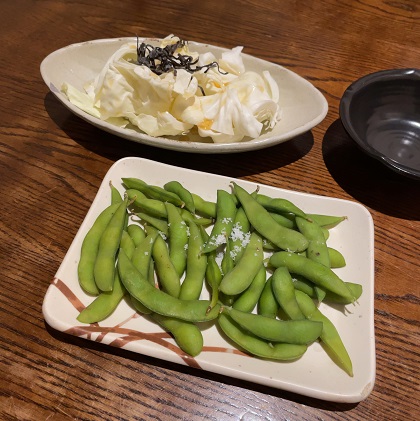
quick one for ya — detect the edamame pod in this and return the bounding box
[131,232,158,282]
[200,226,222,312]
[94,197,128,292]
[118,249,221,322]
[272,267,305,320]
[218,314,308,360]
[255,194,308,219]
[110,181,123,204]
[152,313,203,357]
[232,264,266,313]
[269,252,355,302]
[295,217,330,267]
[152,234,181,297]
[191,193,217,218]
[77,270,126,323]
[292,277,362,305]
[127,224,146,246]
[219,232,264,296]
[122,177,184,207]
[328,247,346,268]
[223,307,323,345]
[228,206,251,263]
[202,190,237,254]
[164,180,195,213]
[232,183,309,253]
[307,214,347,229]
[179,221,207,301]
[324,282,363,304]
[269,212,296,230]
[257,277,278,318]
[295,290,353,376]
[166,203,189,277]
[78,202,120,295]
[221,240,235,276]
[179,209,213,226]
[136,212,169,236]
[205,253,223,312]
[126,189,167,218]
[295,216,329,302]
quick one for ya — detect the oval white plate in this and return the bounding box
[42,157,375,403]
[40,37,328,153]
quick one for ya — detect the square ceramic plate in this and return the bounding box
[42,157,375,403]
[40,37,328,153]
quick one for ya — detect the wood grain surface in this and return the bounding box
[1,0,419,420]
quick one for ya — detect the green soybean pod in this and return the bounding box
[129,232,156,314]
[232,264,267,313]
[224,307,323,345]
[228,206,251,263]
[94,197,128,292]
[125,189,167,218]
[118,249,221,322]
[292,276,362,305]
[200,226,222,312]
[232,183,309,253]
[324,282,363,304]
[180,209,213,226]
[131,232,158,281]
[272,267,305,320]
[127,224,146,247]
[269,212,296,230]
[295,290,353,376]
[122,177,184,207]
[295,217,330,267]
[152,234,181,298]
[221,239,235,276]
[257,277,278,318]
[136,212,169,236]
[295,216,329,302]
[217,238,237,309]
[179,221,207,301]
[219,232,264,296]
[202,190,237,254]
[77,270,126,323]
[269,252,355,302]
[166,202,189,277]
[205,252,223,312]
[110,181,123,204]
[77,230,135,323]
[218,313,308,360]
[164,180,196,214]
[191,193,217,218]
[307,214,347,229]
[255,193,308,219]
[292,275,317,298]
[152,313,203,357]
[78,203,120,295]
[328,247,346,268]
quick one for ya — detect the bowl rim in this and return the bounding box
[339,68,420,179]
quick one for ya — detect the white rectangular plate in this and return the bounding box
[42,157,375,402]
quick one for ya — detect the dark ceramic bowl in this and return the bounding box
[340,69,420,179]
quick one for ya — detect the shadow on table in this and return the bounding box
[46,323,359,413]
[322,119,420,220]
[44,93,313,179]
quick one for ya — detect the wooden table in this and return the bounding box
[1,0,419,419]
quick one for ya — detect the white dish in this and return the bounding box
[40,37,328,153]
[42,157,375,402]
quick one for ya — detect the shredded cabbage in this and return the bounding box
[62,35,281,143]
